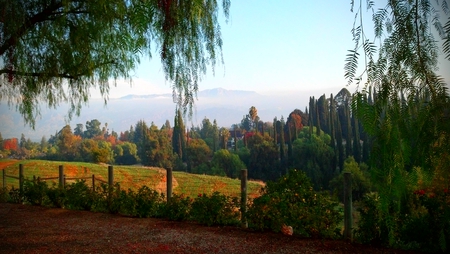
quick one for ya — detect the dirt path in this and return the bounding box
[0,160,18,170]
[0,203,415,254]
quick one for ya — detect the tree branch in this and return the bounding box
[0,1,63,56]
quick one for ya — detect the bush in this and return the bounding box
[190,192,240,226]
[23,178,49,206]
[131,186,164,218]
[64,180,96,210]
[246,169,342,238]
[161,194,192,221]
[354,192,387,245]
[0,187,9,203]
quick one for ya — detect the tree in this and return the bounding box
[172,109,186,161]
[219,127,230,150]
[211,149,245,178]
[287,109,303,141]
[56,125,81,160]
[114,142,139,165]
[248,138,279,181]
[329,156,371,202]
[279,117,286,163]
[249,106,258,132]
[186,138,211,173]
[1,0,230,127]
[346,0,450,248]
[292,127,335,190]
[74,124,84,137]
[84,119,102,139]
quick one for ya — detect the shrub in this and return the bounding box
[131,186,164,218]
[64,180,95,210]
[23,178,49,206]
[0,187,9,203]
[161,194,192,221]
[46,185,66,208]
[354,192,387,245]
[190,192,240,226]
[246,169,342,238]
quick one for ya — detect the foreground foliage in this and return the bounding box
[246,169,342,238]
[0,172,342,238]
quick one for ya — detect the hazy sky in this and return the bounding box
[91,1,366,98]
[90,1,449,99]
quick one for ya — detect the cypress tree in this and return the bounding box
[287,122,293,167]
[345,103,352,158]
[352,112,361,163]
[329,93,337,172]
[234,126,238,152]
[336,112,345,172]
[315,100,321,136]
[273,117,278,145]
[279,117,286,163]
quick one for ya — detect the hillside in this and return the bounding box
[1,159,263,198]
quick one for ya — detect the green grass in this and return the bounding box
[1,159,263,198]
[173,171,263,198]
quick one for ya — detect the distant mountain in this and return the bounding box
[119,94,172,100]
[118,88,258,100]
[0,87,342,141]
[197,88,259,97]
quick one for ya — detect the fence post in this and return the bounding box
[344,172,353,241]
[19,164,24,202]
[241,169,248,229]
[108,165,114,187]
[59,165,64,189]
[92,174,95,192]
[166,168,172,201]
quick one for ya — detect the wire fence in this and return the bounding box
[1,163,263,199]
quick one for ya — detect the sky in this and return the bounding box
[89,1,377,99]
[90,1,449,99]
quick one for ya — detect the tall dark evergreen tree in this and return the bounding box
[273,117,278,145]
[352,111,361,163]
[329,93,337,172]
[345,103,353,158]
[315,101,321,136]
[317,94,329,133]
[279,117,286,164]
[172,108,186,161]
[336,112,345,172]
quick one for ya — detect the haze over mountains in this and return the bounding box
[0,87,343,141]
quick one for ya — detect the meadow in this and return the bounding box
[0,159,263,198]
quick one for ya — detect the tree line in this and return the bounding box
[0,87,371,192]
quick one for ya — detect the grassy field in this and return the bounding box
[0,159,263,198]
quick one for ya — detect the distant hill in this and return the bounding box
[0,87,342,141]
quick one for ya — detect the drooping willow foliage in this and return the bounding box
[346,0,450,248]
[0,0,230,127]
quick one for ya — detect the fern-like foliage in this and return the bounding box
[347,0,450,249]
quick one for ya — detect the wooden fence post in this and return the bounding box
[92,174,95,192]
[241,169,248,228]
[108,165,114,187]
[344,172,353,241]
[59,165,64,189]
[166,168,172,201]
[19,164,24,202]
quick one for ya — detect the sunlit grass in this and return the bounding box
[1,159,263,198]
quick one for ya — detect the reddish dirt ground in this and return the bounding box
[0,160,18,171]
[0,203,416,254]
